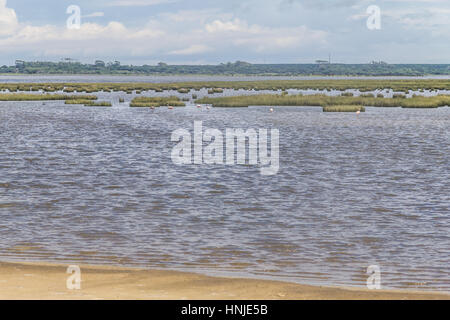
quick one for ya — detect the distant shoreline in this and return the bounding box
[1,261,448,300]
[1,73,450,78]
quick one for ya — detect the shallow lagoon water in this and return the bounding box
[0,98,449,292]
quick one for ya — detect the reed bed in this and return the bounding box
[196,94,450,108]
[129,96,185,108]
[65,100,111,107]
[64,100,94,105]
[84,102,112,107]
[0,93,97,101]
[323,105,365,112]
[1,79,449,94]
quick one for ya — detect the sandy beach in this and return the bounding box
[0,261,448,300]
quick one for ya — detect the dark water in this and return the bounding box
[0,100,449,292]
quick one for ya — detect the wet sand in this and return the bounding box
[0,261,448,300]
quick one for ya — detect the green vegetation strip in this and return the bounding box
[323,105,365,112]
[196,94,450,108]
[0,93,97,101]
[130,96,185,108]
[84,102,112,107]
[1,79,449,93]
[65,99,111,107]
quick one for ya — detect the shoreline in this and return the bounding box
[1,74,449,78]
[0,261,448,300]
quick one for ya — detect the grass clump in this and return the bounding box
[65,99,94,105]
[130,96,185,108]
[208,88,224,94]
[65,100,111,107]
[323,105,365,112]
[84,101,112,107]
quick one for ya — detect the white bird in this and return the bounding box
[269,107,274,113]
[197,105,202,109]
[168,106,174,110]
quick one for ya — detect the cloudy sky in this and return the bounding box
[0,0,449,65]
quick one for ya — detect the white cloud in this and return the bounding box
[169,44,213,55]
[82,12,105,18]
[0,0,18,36]
[205,18,327,52]
[0,2,328,62]
[108,0,178,6]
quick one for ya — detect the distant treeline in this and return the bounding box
[2,61,450,76]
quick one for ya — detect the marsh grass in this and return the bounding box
[65,100,93,105]
[196,94,450,108]
[208,88,224,94]
[65,100,111,107]
[1,79,449,94]
[84,101,112,107]
[0,93,97,101]
[130,96,185,107]
[323,105,365,112]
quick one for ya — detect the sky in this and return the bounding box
[0,0,449,65]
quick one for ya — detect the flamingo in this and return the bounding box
[168,106,174,110]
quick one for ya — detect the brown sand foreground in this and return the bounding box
[0,261,448,300]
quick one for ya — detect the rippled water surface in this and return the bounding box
[0,99,449,292]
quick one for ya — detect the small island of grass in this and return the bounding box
[323,105,365,112]
[130,96,185,108]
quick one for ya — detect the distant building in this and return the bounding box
[95,60,106,67]
[370,60,388,65]
[315,60,330,64]
[15,60,25,68]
